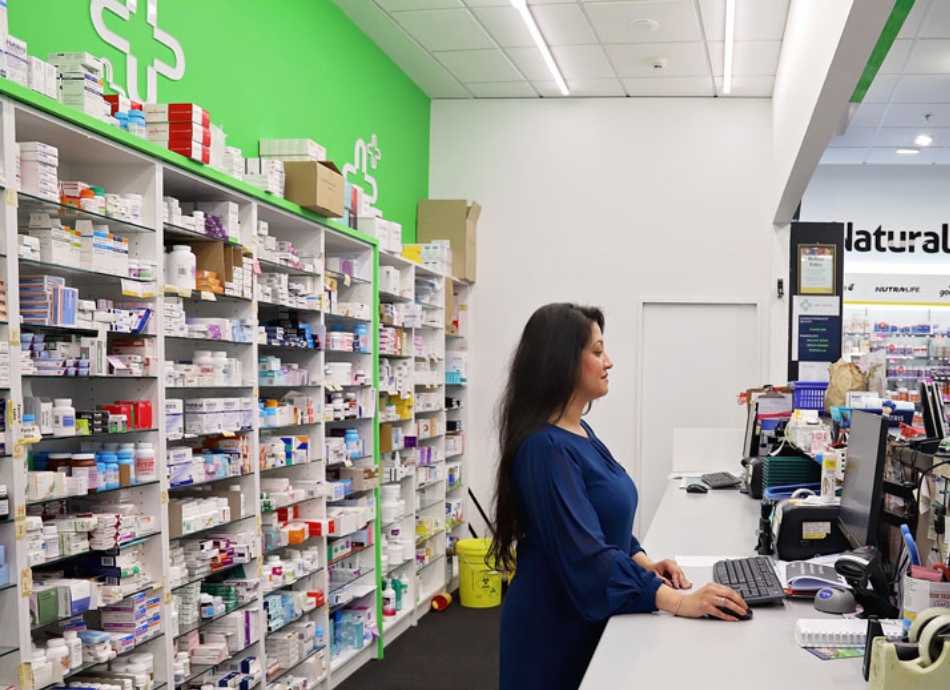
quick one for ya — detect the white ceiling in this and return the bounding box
[333,0,790,99]
[823,0,950,165]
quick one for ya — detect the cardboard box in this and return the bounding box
[283,161,345,218]
[417,200,480,282]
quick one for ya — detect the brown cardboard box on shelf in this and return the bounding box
[283,160,345,217]
[187,242,245,285]
[416,199,480,282]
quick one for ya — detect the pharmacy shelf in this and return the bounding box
[166,335,255,346]
[257,299,323,314]
[34,633,166,690]
[19,258,156,285]
[266,644,327,685]
[168,514,255,542]
[327,568,376,595]
[329,640,372,672]
[171,561,252,592]
[163,222,242,246]
[36,427,159,443]
[26,479,161,505]
[262,566,324,596]
[416,529,444,546]
[325,313,372,327]
[259,458,318,474]
[177,637,260,688]
[328,544,371,567]
[379,290,411,303]
[167,429,254,443]
[22,374,159,380]
[169,290,252,304]
[16,190,157,235]
[325,269,370,285]
[257,257,322,278]
[168,472,252,491]
[264,605,322,638]
[173,598,260,641]
[260,494,321,514]
[30,531,161,570]
[384,559,415,578]
[20,323,151,338]
[30,582,159,632]
[0,646,17,659]
[0,583,18,592]
[382,606,412,633]
[417,553,447,575]
[263,532,323,556]
[258,342,322,352]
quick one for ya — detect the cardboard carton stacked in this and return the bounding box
[246,138,328,200]
[223,146,244,181]
[244,158,285,197]
[2,34,28,86]
[18,141,59,202]
[145,103,212,164]
[48,52,111,121]
[27,56,60,100]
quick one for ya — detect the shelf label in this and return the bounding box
[21,567,33,596]
[18,663,33,690]
[15,521,26,541]
[15,504,25,520]
[160,490,169,505]
[7,188,18,207]
[200,291,216,301]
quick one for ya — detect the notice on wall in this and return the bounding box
[792,296,841,362]
[799,245,836,295]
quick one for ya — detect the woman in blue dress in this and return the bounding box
[489,303,748,690]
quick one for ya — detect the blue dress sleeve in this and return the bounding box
[629,533,645,557]
[515,434,663,622]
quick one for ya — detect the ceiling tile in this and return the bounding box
[708,40,781,76]
[892,74,950,103]
[551,45,616,80]
[377,0,462,10]
[883,102,950,127]
[622,76,714,97]
[898,0,930,38]
[460,0,508,6]
[714,75,774,97]
[434,48,524,81]
[827,127,880,148]
[465,81,539,97]
[849,103,888,128]
[471,6,534,47]
[860,73,899,104]
[921,0,950,39]
[935,147,950,164]
[505,46,552,81]
[878,39,913,74]
[392,8,495,51]
[866,146,941,164]
[905,39,950,74]
[585,1,703,44]
[819,148,870,165]
[530,78,627,97]
[605,42,710,78]
[873,127,950,147]
[699,0,790,42]
[533,4,598,45]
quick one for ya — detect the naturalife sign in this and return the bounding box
[845,222,950,254]
[844,274,950,305]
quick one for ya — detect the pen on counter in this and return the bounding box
[900,524,920,567]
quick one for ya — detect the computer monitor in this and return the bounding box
[918,381,947,439]
[838,410,889,550]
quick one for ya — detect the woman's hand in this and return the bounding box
[671,583,749,621]
[651,558,692,590]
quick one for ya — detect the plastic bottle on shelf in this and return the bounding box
[31,649,52,688]
[135,443,157,482]
[52,398,76,437]
[344,429,360,459]
[354,324,368,353]
[212,351,228,386]
[194,350,214,386]
[167,245,197,291]
[382,580,396,618]
[63,630,82,669]
[117,449,135,486]
[46,639,70,682]
[71,453,98,494]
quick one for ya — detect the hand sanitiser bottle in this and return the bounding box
[382,580,397,618]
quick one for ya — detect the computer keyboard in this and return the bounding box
[712,556,786,605]
[701,471,741,489]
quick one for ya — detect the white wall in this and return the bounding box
[429,98,775,534]
[802,165,950,274]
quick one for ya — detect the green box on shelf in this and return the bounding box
[29,585,59,627]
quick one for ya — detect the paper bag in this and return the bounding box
[825,359,867,411]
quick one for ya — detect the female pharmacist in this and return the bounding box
[489,303,748,690]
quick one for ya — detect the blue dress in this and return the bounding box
[499,422,663,690]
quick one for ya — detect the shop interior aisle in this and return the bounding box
[338,595,501,690]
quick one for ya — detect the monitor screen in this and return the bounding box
[838,411,889,550]
[919,381,947,439]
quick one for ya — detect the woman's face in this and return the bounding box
[576,323,613,402]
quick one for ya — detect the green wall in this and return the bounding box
[10,0,429,236]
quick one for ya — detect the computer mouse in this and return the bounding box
[686,483,709,494]
[813,587,856,614]
[707,605,753,621]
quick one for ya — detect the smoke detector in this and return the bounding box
[630,18,660,32]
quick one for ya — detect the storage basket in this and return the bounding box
[791,381,828,412]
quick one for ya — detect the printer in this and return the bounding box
[771,498,850,561]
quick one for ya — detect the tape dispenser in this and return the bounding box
[869,607,950,690]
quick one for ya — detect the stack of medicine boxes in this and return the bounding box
[18,141,59,202]
[49,52,110,120]
[145,103,212,165]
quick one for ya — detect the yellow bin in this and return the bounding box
[456,538,502,608]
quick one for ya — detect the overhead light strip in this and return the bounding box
[723,0,735,95]
[510,0,569,95]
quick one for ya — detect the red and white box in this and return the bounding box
[104,94,142,115]
[145,103,210,127]
[168,142,211,165]
[146,123,211,146]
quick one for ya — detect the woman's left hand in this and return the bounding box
[652,559,692,590]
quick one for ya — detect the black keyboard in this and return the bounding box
[712,556,786,605]
[701,471,741,489]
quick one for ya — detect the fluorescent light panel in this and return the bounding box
[915,134,933,147]
[723,0,735,95]
[896,148,920,155]
[510,0,569,96]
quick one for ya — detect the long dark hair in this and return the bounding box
[487,303,605,573]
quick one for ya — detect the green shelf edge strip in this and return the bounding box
[0,79,377,248]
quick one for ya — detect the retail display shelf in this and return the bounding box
[264,605,322,639]
[165,288,252,304]
[259,459,318,473]
[416,529,444,546]
[416,498,444,512]
[166,383,253,390]
[328,544,371,567]
[166,335,254,346]
[34,633,166,690]
[329,586,377,615]
[261,494,321,514]
[325,348,373,356]
[382,606,412,632]
[26,479,161,505]
[30,582,159,632]
[163,222,243,246]
[257,342,322,352]
[167,429,253,443]
[266,645,327,685]
[325,269,370,285]
[0,582,18,592]
[325,416,375,424]
[257,257,322,278]
[37,428,159,443]
[379,353,412,359]
[379,290,411,303]
[444,452,464,461]
[327,567,375,595]
[262,566,324,596]
[22,374,158,380]
[325,313,373,327]
[169,472,252,491]
[173,598,259,641]
[0,646,17,659]
[21,323,152,337]
[385,559,415,578]
[328,486,375,501]
[18,191,157,235]
[446,483,465,493]
[414,408,444,415]
[264,532,323,556]
[180,637,260,686]
[258,383,322,390]
[327,454,373,468]
[172,560,250,592]
[257,299,323,314]
[19,258,157,285]
[417,553,447,574]
[169,514,255,542]
[330,642,371,672]
[31,531,161,569]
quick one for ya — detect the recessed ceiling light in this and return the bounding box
[630,18,659,32]
[915,134,933,147]
[896,148,920,155]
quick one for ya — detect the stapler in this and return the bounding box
[869,607,950,690]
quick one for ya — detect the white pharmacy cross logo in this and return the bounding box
[90,0,185,103]
[343,134,382,206]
